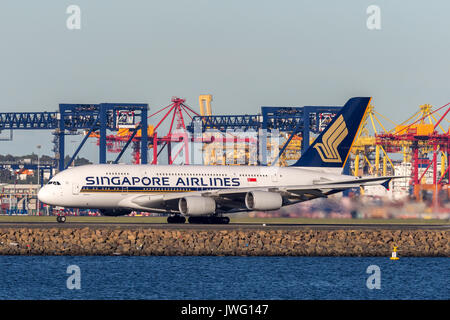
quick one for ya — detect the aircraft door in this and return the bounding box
[263,168,279,183]
[271,174,278,182]
[72,183,81,195]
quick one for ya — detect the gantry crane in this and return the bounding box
[0,103,149,171]
[376,102,450,201]
[351,104,396,177]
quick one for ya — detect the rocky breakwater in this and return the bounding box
[0,227,448,256]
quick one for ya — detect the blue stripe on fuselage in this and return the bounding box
[80,186,232,193]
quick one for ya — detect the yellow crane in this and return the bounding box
[199,94,213,116]
[391,103,448,173]
[351,104,396,177]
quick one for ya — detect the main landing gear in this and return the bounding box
[167,214,230,224]
[188,216,230,224]
[56,215,66,223]
[166,215,230,224]
[167,215,186,224]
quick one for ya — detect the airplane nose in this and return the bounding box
[37,186,50,204]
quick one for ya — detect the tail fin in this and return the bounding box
[291,97,371,168]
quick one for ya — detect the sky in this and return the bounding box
[0,0,449,163]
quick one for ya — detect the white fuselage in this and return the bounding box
[38,164,345,210]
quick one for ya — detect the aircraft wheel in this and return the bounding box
[213,216,230,224]
[187,216,195,224]
[57,216,66,223]
[167,215,186,224]
[188,216,229,224]
[188,216,202,224]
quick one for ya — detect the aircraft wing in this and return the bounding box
[117,176,398,214]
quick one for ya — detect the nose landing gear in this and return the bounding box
[56,215,66,223]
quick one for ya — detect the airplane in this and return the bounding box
[38,97,396,224]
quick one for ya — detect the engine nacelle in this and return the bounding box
[245,191,282,211]
[99,208,132,216]
[178,196,216,216]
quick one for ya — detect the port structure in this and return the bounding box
[0,103,149,172]
[376,102,450,201]
[351,103,397,177]
[347,101,449,201]
[86,97,201,165]
[187,104,341,166]
[85,97,341,167]
[2,97,447,203]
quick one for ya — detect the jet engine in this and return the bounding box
[178,196,216,216]
[245,191,282,211]
[99,208,132,216]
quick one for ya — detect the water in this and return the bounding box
[0,256,448,300]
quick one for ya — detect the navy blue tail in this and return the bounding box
[291,97,371,168]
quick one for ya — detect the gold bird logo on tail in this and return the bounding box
[313,115,348,163]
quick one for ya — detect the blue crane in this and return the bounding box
[187,105,342,163]
[0,103,149,172]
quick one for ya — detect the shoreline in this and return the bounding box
[0,226,448,257]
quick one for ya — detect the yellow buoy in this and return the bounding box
[390,246,399,260]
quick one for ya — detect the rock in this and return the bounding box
[0,226,447,257]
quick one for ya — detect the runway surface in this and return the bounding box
[0,219,448,230]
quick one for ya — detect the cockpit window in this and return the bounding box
[47,181,61,185]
